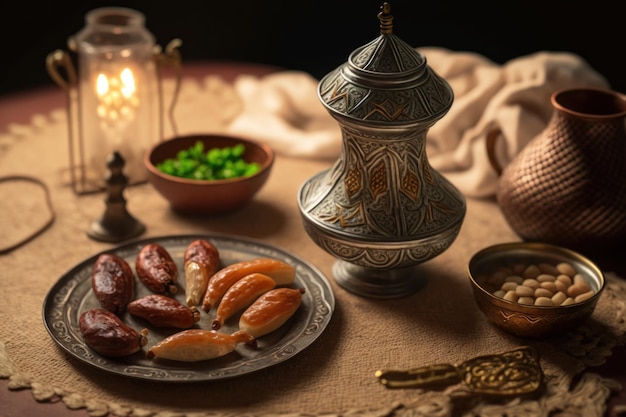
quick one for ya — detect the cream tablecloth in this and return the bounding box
[1,52,625,417]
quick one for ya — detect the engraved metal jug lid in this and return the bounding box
[318,2,454,127]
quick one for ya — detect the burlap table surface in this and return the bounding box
[1,86,626,417]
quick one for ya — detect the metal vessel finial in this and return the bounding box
[378,2,393,35]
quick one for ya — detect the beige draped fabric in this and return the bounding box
[180,47,609,197]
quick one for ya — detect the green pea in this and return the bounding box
[156,141,261,181]
[245,163,261,176]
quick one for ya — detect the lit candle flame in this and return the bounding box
[96,73,109,96]
[95,68,139,126]
[120,68,136,98]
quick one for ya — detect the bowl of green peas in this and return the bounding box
[145,134,274,214]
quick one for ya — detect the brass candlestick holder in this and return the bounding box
[88,151,145,242]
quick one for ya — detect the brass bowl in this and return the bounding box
[467,242,605,338]
[145,134,274,215]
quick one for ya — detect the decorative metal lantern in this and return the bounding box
[46,7,182,194]
[298,3,466,298]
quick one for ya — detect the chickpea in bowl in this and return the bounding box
[467,242,605,338]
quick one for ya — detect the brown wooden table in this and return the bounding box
[1,61,625,417]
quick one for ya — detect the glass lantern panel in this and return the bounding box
[72,7,158,187]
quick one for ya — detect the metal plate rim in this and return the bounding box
[42,233,335,383]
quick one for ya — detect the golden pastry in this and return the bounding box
[211,272,276,330]
[146,329,256,362]
[239,287,305,338]
[202,257,296,312]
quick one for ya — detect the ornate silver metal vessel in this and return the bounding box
[297,3,466,298]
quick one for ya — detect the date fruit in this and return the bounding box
[136,243,178,295]
[79,308,148,358]
[92,253,135,316]
[128,294,201,329]
[184,239,220,307]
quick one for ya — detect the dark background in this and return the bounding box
[0,0,623,96]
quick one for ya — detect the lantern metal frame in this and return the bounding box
[46,29,182,195]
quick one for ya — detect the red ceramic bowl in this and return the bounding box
[145,134,274,214]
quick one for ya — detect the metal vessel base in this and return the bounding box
[332,260,428,299]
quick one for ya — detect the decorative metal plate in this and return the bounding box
[42,234,335,382]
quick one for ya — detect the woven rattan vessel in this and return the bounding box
[488,87,626,251]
